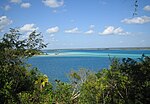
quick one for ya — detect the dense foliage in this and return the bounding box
[0,29,150,104]
[0,29,52,104]
[78,56,150,104]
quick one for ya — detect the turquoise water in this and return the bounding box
[28,50,150,82]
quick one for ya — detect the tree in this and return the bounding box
[0,28,52,104]
[79,56,150,104]
[133,0,138,16]
[119,56,150,104]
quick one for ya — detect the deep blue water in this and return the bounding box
[28,50,150,82]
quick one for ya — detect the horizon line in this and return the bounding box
[43,47,150,50]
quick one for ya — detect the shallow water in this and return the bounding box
[28,49,150,82]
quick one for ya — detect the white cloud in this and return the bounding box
[143,5,150,11]
[4,5,11,11]
[46,26,59,34]
[0,16,12,32]
[84,30,94,34]
[99,26,129,35]
[89,25,95,29]
[121,16,150,24]
[84,25,95,34]
[20,24,38,33]
[65,27,81,33]
[10,0,22,3]
[42,0,64,8]
[19,24,39,39]
[21,3,31,8]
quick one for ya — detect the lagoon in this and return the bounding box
[28,49,150,82]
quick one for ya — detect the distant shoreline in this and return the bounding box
[43,47,150,51]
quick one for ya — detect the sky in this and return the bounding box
[0,0,150,49]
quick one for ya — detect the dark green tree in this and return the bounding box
[0,28,51,104]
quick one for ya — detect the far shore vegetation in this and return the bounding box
[44,47,150,51]
[0,29,150,104]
